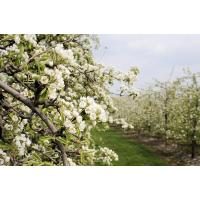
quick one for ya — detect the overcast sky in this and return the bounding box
[93,34,200,88]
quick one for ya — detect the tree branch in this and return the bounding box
[0,80,69,166]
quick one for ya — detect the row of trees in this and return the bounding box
[114,70,200,158]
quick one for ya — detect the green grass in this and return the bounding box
[92,128,168,166]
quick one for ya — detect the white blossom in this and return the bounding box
[13,134,32,157]
[24,34,37,47]
[14,35,21,44]
[4,124,13,131]
[40,76,49,85]
[0,149,10,165]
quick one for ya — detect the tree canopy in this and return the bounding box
[0,34,137,165]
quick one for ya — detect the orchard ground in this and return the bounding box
[93,126,200,166]
[92,127,168,166]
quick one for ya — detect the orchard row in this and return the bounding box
[114,70,200,158]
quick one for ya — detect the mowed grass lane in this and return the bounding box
[92,128,168,166]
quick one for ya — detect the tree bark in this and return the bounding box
[191,138,196,159]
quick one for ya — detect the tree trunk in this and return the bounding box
[191,138,196,159]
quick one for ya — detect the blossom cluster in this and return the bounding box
[114,118,134,129]
[55,44,76,66]
[98,147,119,165]
[14,134,32,156]
[81,97,108,123]
[0,149,10,165]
